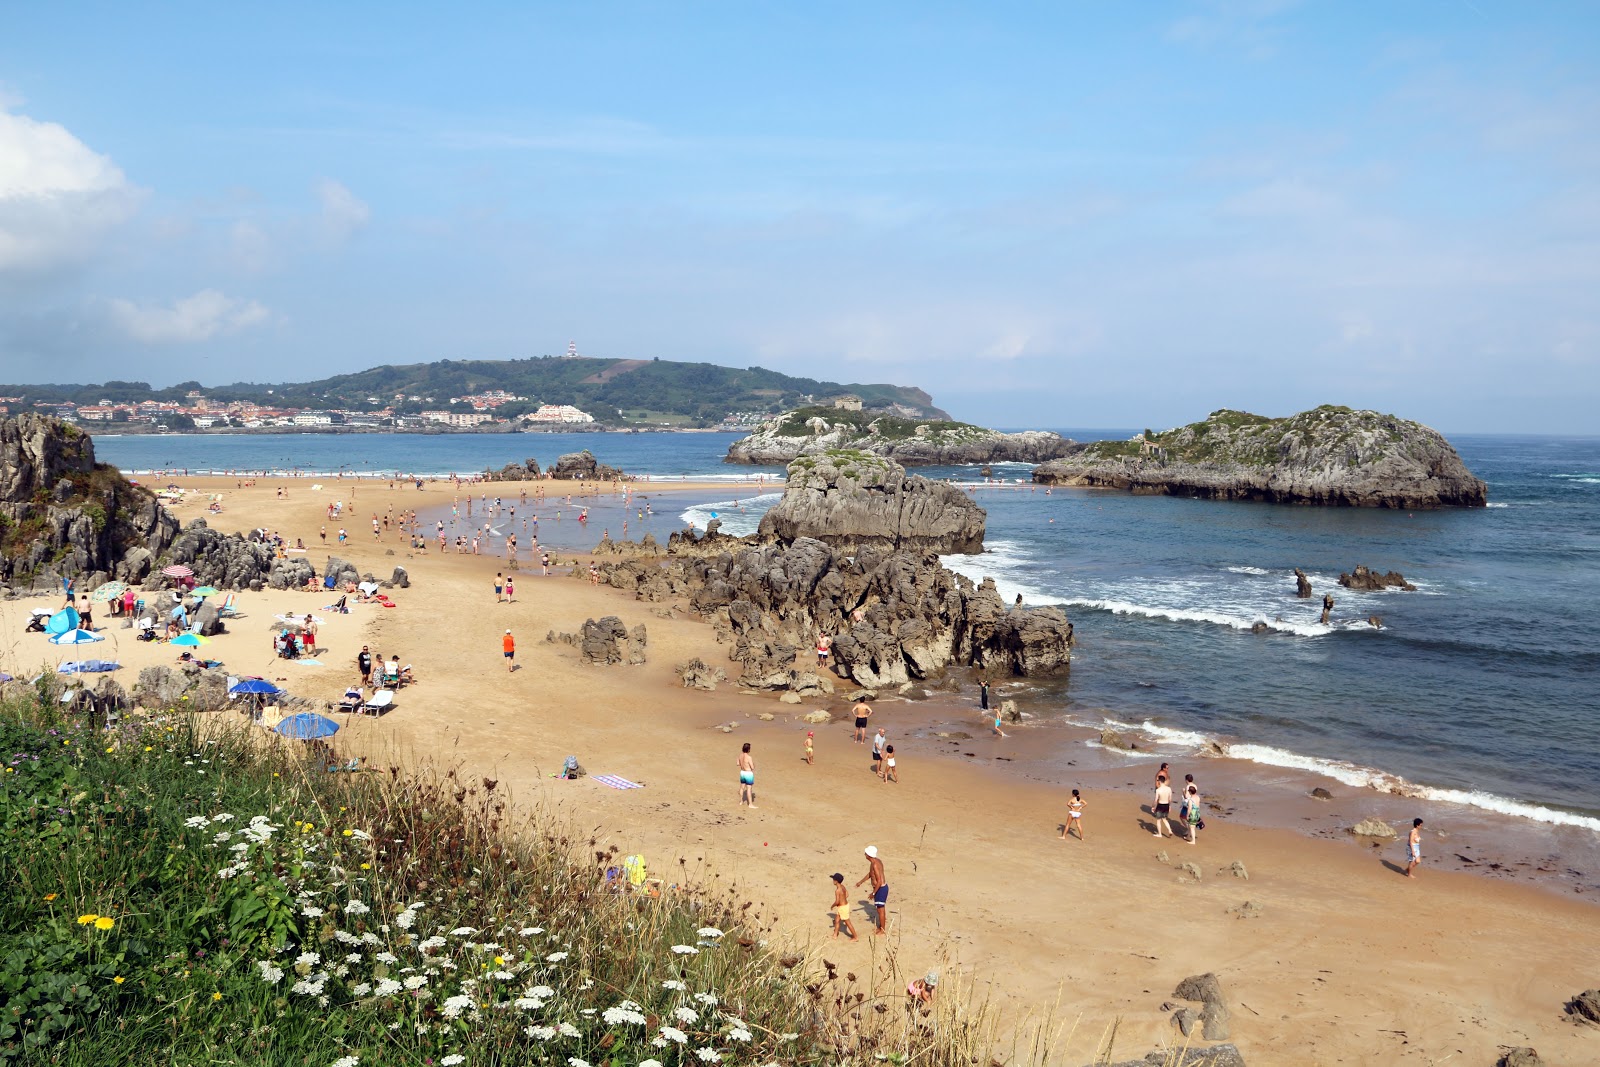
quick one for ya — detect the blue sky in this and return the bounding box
[1,2,1597,431]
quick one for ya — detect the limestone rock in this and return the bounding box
[1294,567,1312,598]
[1178,862,1202,882]
[550,617,647,665]
[1035,406,1488,508]
[548,450,624,481]
[1350,817,1397,838]
[1338,564,1417,591]
[725,408,1074,466]
[802,709,832,724]
[191,598,224,637]
[1099,728,1129,750]
[1220,860,1248,880]
[676,657,726,691]
[269,557,316,590]
[1310,787,1334,799]
[1172,1007,1199,1036]
[322,556,360,589]
[1173,972,1231,1041]
[1000,698,1021,723]
[1227,900,1265,920]
[778,692,802,704]
[1498,1049,1542,1067]
[484,457,541,481]
[756,453,986,555]
[1567,988,1600,1024]
[391,565,410,589]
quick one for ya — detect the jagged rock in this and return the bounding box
[898,684,930,700]
[1172,1007,1199,1036]
[1294,567,1312,598]
[757,712,775,721]
[484,458,541,481]
[1099,729,1129,750]
[789,670,834,696]
[1157,850,1170,864]
[269,557,316,590]
[1350,817,1397,838]
[1000,698,1021,723]
[548,450,624,481]
[1498,1049,1542,1067]
[726,408,1074,466]
[757,453,985,554]
[549,616,647,665]
[323,556,360,589]
[1227,900,1265,920]
[1035,406,1488,508]
[191,598,224,637]
[1220,860,1248,880]
[1568,988,1600,1024]
[1311,787,1334,799]
[802,709,832,724]
[1338,564,1417,591]
[1178,862,1202,882]
[391,566,410,589]
[676,657,726,691]
[132,666,190,709]
[1173,973,1231,1041]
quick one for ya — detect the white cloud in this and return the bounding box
[0,104,141,275]
[107,289,270,343]
[317,178,370,242]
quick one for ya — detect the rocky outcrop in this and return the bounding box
[140,520,277,593]
[756,452,985,555]
[1338,564,1416,591]
[0,413,179,589]
[1294,568,1312,598]
[1099,1047,1247,1067]
[1567,988,1600,1025]
[675,657,726,691]
[1350,817,1396,838]
[548,450,625,481]
[484,457,541,481]
[598,535,1071,688]
[547,616,647,665]
[1033,406,1488,508]
[1172,972,1231,1041]
[726,407,1075,466]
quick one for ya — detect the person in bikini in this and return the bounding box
[1062,788,1085,840]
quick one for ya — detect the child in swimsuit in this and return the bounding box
[881,745,897,784]
[805,731,814,765]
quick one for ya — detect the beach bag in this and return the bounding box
[623,855,647,887]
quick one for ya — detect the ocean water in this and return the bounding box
[94,429,1600,831]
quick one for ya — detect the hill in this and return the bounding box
[725,405,1073,465]
[1032,405,1488,507]
[0,357,948,427]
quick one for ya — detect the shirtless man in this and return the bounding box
[1406,818,1424,878]
[1152,776,1176,838]
[856,846,888,935]
[829,873,858,940]
[738,742,756,808]
[852,697,873,745]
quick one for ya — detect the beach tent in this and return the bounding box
[44,607,81,635]
[275,712,339,739]
[48,628,104,645]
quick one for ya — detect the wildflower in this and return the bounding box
[556,1022,581,1038]
[524,1025,556,1040]
[492,970,515,980]
[674,1006,699,1024]
[658,1026,689,1044]
[184,816,210,828]
[694,992,719,1006]
[360,862,371,870]
[545,951,569,963]
[296,952,321,967]
[603,1003,647,1026]
[418,935,447,953]
[352,982,373,996]
[256,962,285,984]
[343,900,370,915]
[695,1051,721,1063]
[670,945,699,955]
[640,1061,665,1067]
[342,829,353,837]
[449,926,478,936]
[661,979,687,991]
[528,985,555,998]
[441,1058,465,1067]
[569,1060,590,1067]
[42,893,57,902]
[493,955,506,965]
[375,951,398,964]
[441,994,475,1019]
[778,1033,799,1042]
[332,1057,360,1067]
[403,975,428,990]
[519,926,542,936]
[729,1028,753,1042]
[696,926,724,938]
[112,976,125,985]
[212,992,223,1001]
[77,914,99,925]
[302,906,325,918]
[374,979,403,997]
[514,997,545,1011]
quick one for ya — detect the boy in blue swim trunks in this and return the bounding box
[738,742,756,808]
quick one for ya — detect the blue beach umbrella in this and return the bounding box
[229,679,281,696]
[170,633,209,647]
[275,712,340,740]
[49,628,104,645]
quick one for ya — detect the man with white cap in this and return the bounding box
[855,845,888,935]
[502,628,516,672]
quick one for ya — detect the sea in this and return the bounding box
[94,429,1600,843]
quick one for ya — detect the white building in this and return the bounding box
[421,411,494,427]
[292,413,333,426]
[522,404,595,424]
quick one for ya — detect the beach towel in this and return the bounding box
[293,658,324,666]
[592,774,643,790]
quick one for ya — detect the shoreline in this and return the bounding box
[7,474,1599,1062]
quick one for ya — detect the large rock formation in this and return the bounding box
[484,457,541,481]
[727,406,1075,466]
[548,450,625,481]
[1338,564,1417,591]
[756,452,985,555]
[546,616,647,665]
[1033,406,1487,508]
[0,413,179,589]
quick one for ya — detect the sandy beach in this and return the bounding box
[7,473,1599,1065]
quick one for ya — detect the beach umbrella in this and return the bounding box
[49,628,104,645]
[161,564,194,578]
[0,673,14,683]
[170,633,209,647]
[89,581,128,603]
[44,607,80,635]
[229,678,281,696]
[191,585,221,597]
[275,712,339,740]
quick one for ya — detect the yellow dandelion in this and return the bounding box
[360,863,371,870]
[144,746,153,752]
[303,823,314,832]
[112,976,124,985]
[342,829,353,837]
[62,739,70,746]
[272,772,280,778]
[212,991,223,1001]
[494,955,505,965]
[95,916,115,930]
[43,893,57,901]
[77,913,98,925]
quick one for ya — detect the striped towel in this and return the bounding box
[592,774,644,790]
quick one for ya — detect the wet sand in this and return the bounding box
[5,473,1599,1065]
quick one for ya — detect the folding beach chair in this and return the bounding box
[362,689,395,716]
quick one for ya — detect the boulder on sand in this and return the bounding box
[1350,817,1397,839]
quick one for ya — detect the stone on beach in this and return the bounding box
[1350,817,1397,839]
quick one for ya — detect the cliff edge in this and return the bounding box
[726,406,1073,466]
[1033,406,1487,508]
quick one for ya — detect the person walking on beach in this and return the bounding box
[804,730,814,765]
[357,645,372,682]
[856,846,888,936]
[1406,818,1424,878]
[830,873,859,940]
[738,742,757,808]
[1063,789,1085,840]
[992,705,1006,738]
[1184,784,1202,844]
[872,727,887,772]
[541,551,550,576]
[494,572,504,603]
[881,745,898,784]
[853,697,873,744]
[504,575,514,603]
[502,629,516,673]
[1152,776,1176,838]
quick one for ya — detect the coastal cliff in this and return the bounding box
[756,451,985,555]
[1032,406,1488,508]
[726,406,1073,466]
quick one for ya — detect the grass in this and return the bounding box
[5,688,1147,1067]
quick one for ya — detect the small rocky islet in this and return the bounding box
[724,404,1076,466]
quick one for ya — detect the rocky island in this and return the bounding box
[1033,406,1488,508]
[726,405,1074,466]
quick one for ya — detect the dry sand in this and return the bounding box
[5,474,1598,1065]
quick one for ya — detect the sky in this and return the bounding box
[1,2,1597,433]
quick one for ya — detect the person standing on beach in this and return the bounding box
[830,873,858,940]
[1406,818,1424,878]
[1062,789,1085,840]
[992,705,1006,738]
[502,629,516,673]
[804,731,814,765]
[1184,784,1201,844]
[979,678,990,711]
[494,572,504,603]
[816,632,832,669]
[505,575,514,603]
[357,645,372,682]
[872,727,887,772]
[1152,776,1176,838]
[856,846,888,935]
[738,742,757,808]
[881,745,898,784]
[853,697,873,744]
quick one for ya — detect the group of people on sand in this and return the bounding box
[1147,762,1204,845]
